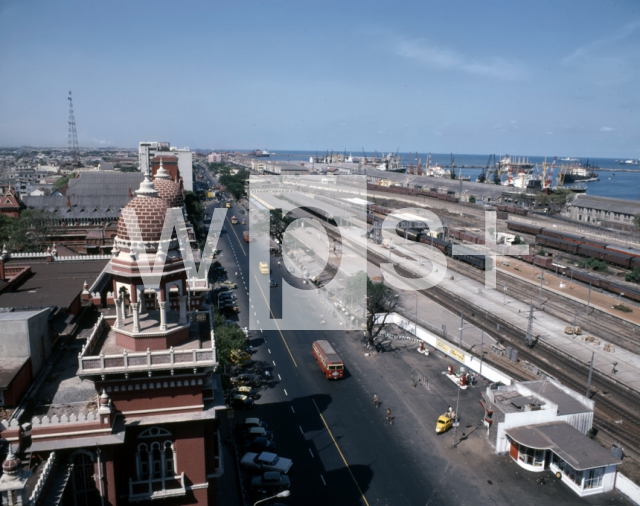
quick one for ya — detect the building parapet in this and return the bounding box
[78,347,215,375]
[28,451,56,506]
[78,314,106,359]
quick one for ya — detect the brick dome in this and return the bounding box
[116,196,169,242]
[153,178,184,208]
[2,450,21,476]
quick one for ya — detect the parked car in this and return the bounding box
[231,375,261,387]
[237,427,274,443]
[243,437,276,453]
[230,350,252,366]
[233,386,260,398]
[240,452,293,474]
[220,281,237,289]
[231,394,254,409]
[250,471,290,492]
[269,278,278,287]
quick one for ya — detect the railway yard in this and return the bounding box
[255,176,640,490]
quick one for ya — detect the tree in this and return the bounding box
[468,195,476,204]
[269,209,295,245]
[53,173,74,189]
[633,213,640,228]
[363,275,400,347]
[213,310,248,369]
[512,235,523,245]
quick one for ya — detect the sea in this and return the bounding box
[230,150,640,202]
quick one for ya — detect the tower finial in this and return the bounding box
[136,154,158,197]
[155,158,170,179]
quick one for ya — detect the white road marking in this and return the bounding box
[291,406,295,414]
[320,475,326,486]
[299,425,304,434]
[278,374,281,380]
[268,349,271,354]
[309,448,314,458]
[284,389,288,396]
[273,360,276,366]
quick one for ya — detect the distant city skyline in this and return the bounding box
[0,0,639,158]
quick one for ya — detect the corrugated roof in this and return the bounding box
[67,171,143,196]
[506,421,620,470]
[569,194,640,215]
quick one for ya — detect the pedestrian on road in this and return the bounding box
[386,408,393,424]
[264,370,271,381]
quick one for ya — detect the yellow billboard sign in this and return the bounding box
[436,339,465,363]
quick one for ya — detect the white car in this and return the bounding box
[240,451,293,474]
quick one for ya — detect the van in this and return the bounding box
[259,262,269,274]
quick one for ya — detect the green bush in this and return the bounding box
[613,304,632,313]
[626,267,640,284]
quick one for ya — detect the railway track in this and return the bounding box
[291,204,640,456]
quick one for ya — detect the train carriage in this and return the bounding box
[536,235,579,254]
[506,221,544,236]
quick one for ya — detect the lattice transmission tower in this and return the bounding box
[67,91,79,163]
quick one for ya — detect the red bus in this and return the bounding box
[312,340,344,379]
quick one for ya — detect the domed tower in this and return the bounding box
[151,155,180,182]
[0,447,29,504]
[153,159,184,208]
[107,163,190,351]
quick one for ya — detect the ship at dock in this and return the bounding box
[558,160,599,183]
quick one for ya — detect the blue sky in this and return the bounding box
[0,0,638,157]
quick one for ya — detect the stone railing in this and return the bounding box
[31,412,99,427]
[79,347,215,374]
[28,451,56,506]
[8,252,48,258]
[55,254,111,261]
[78,315,105,359]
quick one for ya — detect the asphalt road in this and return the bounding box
[205,193,632,506]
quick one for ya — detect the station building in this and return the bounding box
[481,379,621,497]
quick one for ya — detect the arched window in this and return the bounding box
[151,442,163,479]
[136,444,149,481]
[69,450,98,506]
[164,441,175,477]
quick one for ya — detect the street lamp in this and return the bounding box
[254,490,291,506]
[618,292,624,303]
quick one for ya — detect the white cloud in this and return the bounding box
[396,38,527,81]
[600,126,614,132]
[563,20,640,63]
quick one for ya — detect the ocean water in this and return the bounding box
[257,150,640,202]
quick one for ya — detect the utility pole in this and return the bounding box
[538,268,544,306]
[67,91,79,164]
[479,331,484,379]
[452,311,464,448]
[586,351,595,398]
[525,302,534,347]
[586,280,592,316]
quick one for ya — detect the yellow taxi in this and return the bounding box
[435,415,453,434]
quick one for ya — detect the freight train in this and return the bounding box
[518,253,640,304]
[507,221,640,270]
[367,184,459,203]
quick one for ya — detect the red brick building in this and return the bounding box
[0,167,223,505]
